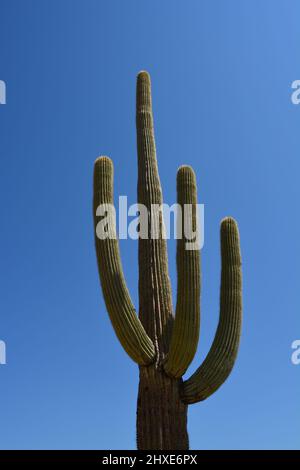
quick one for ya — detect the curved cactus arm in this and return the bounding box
[136,71,174,356]
[182,217,242,404]
[163,166,200,378]
[93,156,156,365]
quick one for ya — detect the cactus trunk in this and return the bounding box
[137,366,188,450]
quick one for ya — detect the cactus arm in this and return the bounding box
[136,71,173,356]
[182,217,242,404]
[163,166,200,378]
[93,156,155,365]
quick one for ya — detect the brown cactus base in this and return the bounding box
[137,365,189,450]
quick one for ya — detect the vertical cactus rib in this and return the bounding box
[136,71,173,357]
[182,217,242,404]
[163,166,200,378]
[93,156,155,365]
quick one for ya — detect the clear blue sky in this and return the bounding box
[0,0,299,450]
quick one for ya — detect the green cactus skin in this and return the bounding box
[182,217,242,404]
[163,166,201,378]
[136,71,174,358]
[93,156,155,365]
[93,71,242,450]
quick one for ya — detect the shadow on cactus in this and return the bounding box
[93,71,242,450]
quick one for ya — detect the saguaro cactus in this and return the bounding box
[93,71,242,450]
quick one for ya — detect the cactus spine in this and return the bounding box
[93,71,242,449]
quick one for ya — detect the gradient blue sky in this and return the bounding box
[0,0,299,450]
